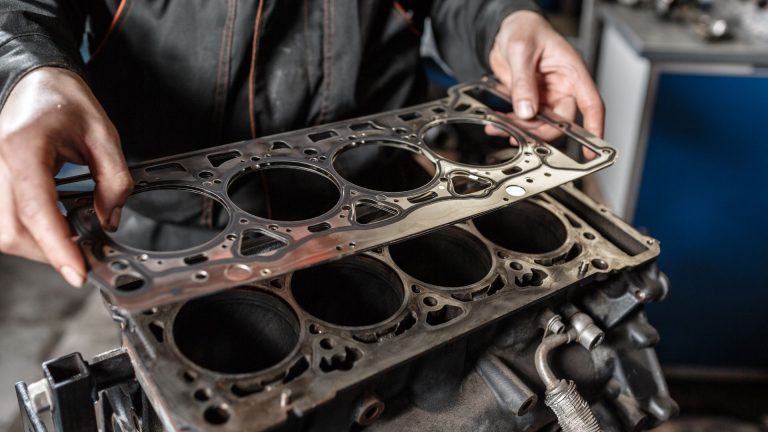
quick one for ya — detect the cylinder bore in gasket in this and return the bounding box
[421,120,521,167]
[109,189,229,252]
[472,201,567,254]
[172,289,300,375]
[389,227,492,287]
[291,256,404,327]
[228,165,341,221]
[332,140,437,192]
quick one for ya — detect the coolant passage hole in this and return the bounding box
[473,201,567,254]
[228,166,340,221]
[421,121,520,167]
[172,289,300,374]
[333,141,436,192]
[291,256,404,327]
[110,189,228,252]
[389,227,491,287]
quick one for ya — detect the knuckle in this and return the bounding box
[115,172,135,192]
[512,76,534,93]
[506,40,529,54]
[0,129,30,152]
[18,198,42,219]
[90,119,120,146]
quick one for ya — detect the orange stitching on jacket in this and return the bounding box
[393,1,421,36]
[91,0,130,59]
[211,0,237,144]
[248,0,267,139]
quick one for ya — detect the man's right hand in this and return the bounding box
[0,67,133,287]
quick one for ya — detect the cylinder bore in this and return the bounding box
[473,201,567,254]
[421,120,520,166]
[389,227,492,287]
[332,141,436,192]
[172,289,300,374]
[291,256,404,327]
[228,165,341,221]
[110,189,228,252]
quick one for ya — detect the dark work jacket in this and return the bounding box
[0,0,538,161]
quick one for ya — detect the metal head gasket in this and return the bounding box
[57,80,616,313]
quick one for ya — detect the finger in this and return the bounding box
[530,122,562,142]
[551,96,577,122]
[531,96,575,141]
[85,121,133,232]
[484,124,510,137]
[0,160,46,262]
[505,43,540,120]
[9,148,86,287]
[572,65,605,138]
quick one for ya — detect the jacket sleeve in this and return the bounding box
[0,1,88,110]
[429,0,542,81]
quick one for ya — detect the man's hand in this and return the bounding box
[490,11,605,138]
[0,67,132,287]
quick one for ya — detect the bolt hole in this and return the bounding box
[181,370,197,383]
[194,389,211,402]
[363,405,381,421]
[591,258,608,270]
[319,338,334,350]
[203,405,231,425]
[423,296,438,307]
[110,260,129,272]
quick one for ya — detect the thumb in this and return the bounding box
[505,43,540,120]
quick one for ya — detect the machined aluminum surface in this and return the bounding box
[117,184,660,431]
[58,80,616,314]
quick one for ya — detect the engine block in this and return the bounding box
[114,183,673,432]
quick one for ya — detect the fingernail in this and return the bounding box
[61,266,85,288]
[517,100,534,119]
[108,207,122,232]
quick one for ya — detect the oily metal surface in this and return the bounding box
[117,184,659,431]
[58,80,616,314]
